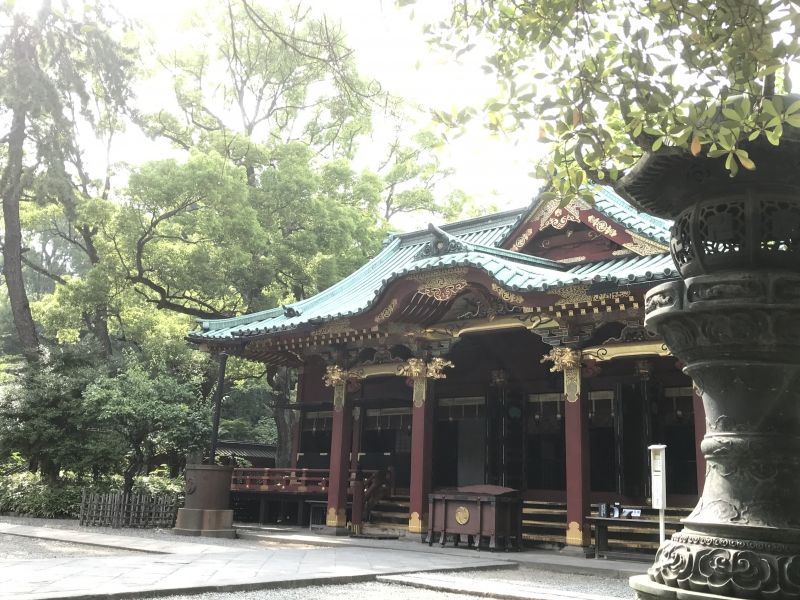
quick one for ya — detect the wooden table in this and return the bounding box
[587,516,684,558]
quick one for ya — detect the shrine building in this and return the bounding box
[188,187,705,550]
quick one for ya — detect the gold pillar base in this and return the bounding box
[566,520,590,546]
[326,506,347,528]
[408,511,427,534]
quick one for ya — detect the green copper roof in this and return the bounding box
[593,186,671,243]
[190,190,676,342]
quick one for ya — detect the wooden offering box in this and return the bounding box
[426,484,522,550]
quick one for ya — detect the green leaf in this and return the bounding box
[722,108,741,121]
[785,99,800,116]
[738,96,750,116]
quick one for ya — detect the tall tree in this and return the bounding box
[146,0,379,177]
[0,1,134,358]
[421,0,800,201]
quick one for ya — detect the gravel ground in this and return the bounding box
[0,533,143,560]
[447,566,634,597]
[0,515,315,550]
[146,567,635,600]
[148,580,485,600]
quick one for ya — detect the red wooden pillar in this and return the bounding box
[409,377,434,534]
[326,380,352,532]
[350,407,364,534]
[290,410,302,470]
[562,353,590,547]
[692,387,707,495]
[290,367,305,469]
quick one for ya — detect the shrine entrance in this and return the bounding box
[432,328,562,493]
[353,376,413,495]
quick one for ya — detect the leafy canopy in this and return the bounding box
[421,0,800,202]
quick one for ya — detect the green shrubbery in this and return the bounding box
[132,466,185,496]
[0,472,92,518]
[0,460,184,519]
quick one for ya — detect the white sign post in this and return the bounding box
[649,444,667,545]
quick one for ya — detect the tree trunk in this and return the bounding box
[274,408,295,468]
[93,306,113,357]
[123,455,141,496]
[271,366,296,468]
[1,106,39,358]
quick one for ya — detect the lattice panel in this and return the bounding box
[698,200,744,256]
[670,211,694,267]
[761,199,800,254]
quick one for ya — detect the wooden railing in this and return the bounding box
[362,468,391,521]
[230,467,393,499]
[231,468,330,493]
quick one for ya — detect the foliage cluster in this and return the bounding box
[0,460,183,519]
[420,0,800,203]
[0,0,477,497]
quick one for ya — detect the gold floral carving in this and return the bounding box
[411,268,468,302]
[397,358,454,407]
[397,358,427,378]
[552,284,592,305]
[587,215,618,237]
[511,227,534,251]
[542,348,583,404]
[557,256,588,264]
[396,358,453,380]
[621,232,669,256]
[314,318,352,336]
[540,199,581,230]
[541,347,582,373]
[323,365,346,387]
[491,283,524,305]
[426,357,454,380]
[551,284,628,305]
[323,365,365,411]
[374,299,398,324]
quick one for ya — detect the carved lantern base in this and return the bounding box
[642,270,800,599]
[617,128,800,599]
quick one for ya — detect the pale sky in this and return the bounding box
[100,0,544,227]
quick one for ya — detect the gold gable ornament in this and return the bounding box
[541,347,582,403]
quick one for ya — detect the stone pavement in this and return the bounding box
[0,523,514,600]
[380,572,625,600]
[235,525,646,579]
[0,522,234,555]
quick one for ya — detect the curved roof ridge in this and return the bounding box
[190,249,676,341]
[198,237,403,332]
[592,186,672,242]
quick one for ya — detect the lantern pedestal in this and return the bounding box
[616,130,800,600]
[174,464,235,539]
